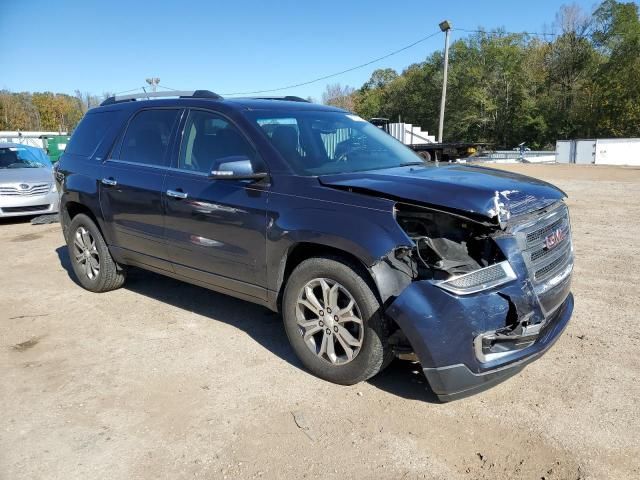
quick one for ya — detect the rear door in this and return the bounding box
[163,109,269,300]
[99,108,182,268]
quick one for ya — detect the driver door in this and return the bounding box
[163,109,269,301]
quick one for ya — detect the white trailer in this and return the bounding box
[555,138,640,166]
[0,131,68,150]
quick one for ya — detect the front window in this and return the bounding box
[0,146,50,169]
[178,110,260,174]
[248,111,425,175]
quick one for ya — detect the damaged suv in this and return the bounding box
[56,91,574,401]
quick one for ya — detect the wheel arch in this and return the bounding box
[274,242,381,312]
[62,200,104,240]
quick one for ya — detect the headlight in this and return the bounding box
[51,183,58,192]
[431,261,517,295]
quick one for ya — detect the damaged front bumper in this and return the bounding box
[385,264,573,402]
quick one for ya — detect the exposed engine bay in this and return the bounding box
[394,203,505,280]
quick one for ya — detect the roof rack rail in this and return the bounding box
[250,96,311,103]
[100,90,222,106]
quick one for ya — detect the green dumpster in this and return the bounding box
[40,135,71,163]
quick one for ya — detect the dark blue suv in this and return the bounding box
[56,90,574,401]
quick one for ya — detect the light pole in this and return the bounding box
[145,77,160,93]
[437,20,451,144]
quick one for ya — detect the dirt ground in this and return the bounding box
[1,163,639,480]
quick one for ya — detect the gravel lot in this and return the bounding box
[1,163,639,480]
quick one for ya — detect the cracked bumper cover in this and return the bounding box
[385,274,573,402]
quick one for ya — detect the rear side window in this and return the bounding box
[117,109,180,167]
[66,111,119,156]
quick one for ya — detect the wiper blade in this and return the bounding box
[399,162,426,167]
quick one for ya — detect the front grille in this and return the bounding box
[518,202,573,284]
[1,204,50,213]
[526,217,564,245]
[0,183,50,196]
[535,253,569,281]
[529,224,571,262]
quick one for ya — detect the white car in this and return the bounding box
[0,143,59,218]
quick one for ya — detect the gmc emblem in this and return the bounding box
[545,228,566,250]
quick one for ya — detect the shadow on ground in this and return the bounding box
[55,245,438,403]
[369,359,439,402]
[0,216,37,226]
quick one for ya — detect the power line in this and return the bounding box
[220,30,441,96]
[156,84,180,92]
[114,26,634,98]
[454,27,558,37]
[114,86,146,95]
[454,27,637,40]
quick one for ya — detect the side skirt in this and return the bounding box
[110,245,276,311]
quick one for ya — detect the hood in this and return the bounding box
[319,164,565,222]
[0,167,55,185]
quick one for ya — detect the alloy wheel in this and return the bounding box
[73,226,100,280]
[295,278,364,365]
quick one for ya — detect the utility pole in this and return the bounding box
[437,20,451,144]
[145,77,160,92]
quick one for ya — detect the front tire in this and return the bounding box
[282,256,392,385]
[67,213,126,292]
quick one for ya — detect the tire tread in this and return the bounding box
[282,255,392,385]
[67,213,126,293]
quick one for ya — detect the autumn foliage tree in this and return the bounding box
[322,84,356,112]
[0,91,84,132]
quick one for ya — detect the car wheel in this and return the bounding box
[67,213,126,292]
[282,256,392,385]
[418,150,432,162]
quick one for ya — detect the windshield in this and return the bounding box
[0,147,50,169]
[247,111,425,175]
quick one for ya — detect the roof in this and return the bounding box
[97,90,345,113]
[222,97,345,112]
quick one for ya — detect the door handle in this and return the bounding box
[101,177,117,186]
[166,189,188,199]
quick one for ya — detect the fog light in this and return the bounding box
[432,261,516,295]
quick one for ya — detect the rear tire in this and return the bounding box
[67,213,126,292]
[418,150,432,162]
[282,256,392,385]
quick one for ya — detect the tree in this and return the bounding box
[0,91,40,130]
[590,0,640,136]
[32,92,83,132]
[539,4,600,140]
[75,90,102,113]
[321,83,356,111]
[350,1,639,147]
[2,1,639,143]
[362,68,399,90]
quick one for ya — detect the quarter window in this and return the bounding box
[178,110,258,174]
[118,109,180,166]
[66,111,120,156]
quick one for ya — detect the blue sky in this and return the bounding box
[1,0,598,101]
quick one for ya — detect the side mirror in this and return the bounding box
[208,156,268,181]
